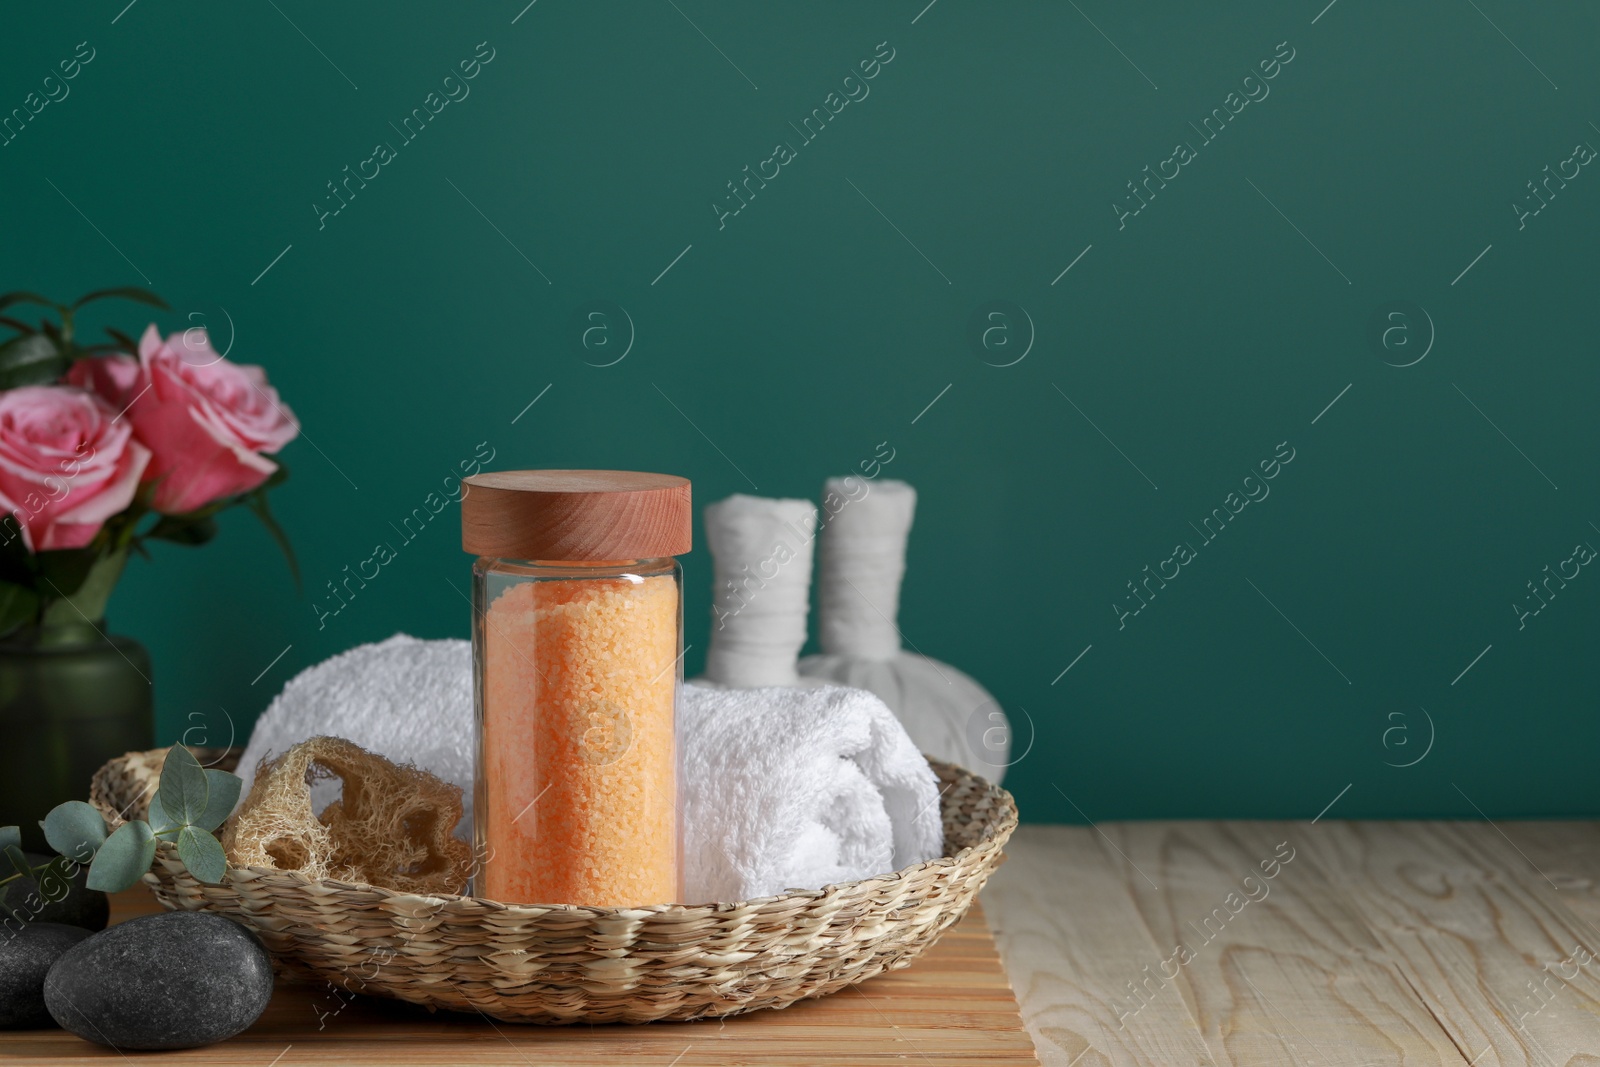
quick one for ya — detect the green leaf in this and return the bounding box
[0,333,67,389]
[0,582,39,637]
[0,518,36,581]
[35,549,100,600]
[146,795,179,836]
[260,462,290,492]
[144,493,236,525]
[38,547,128,629]
[176,826,226,884]
[196,770,242,832]
[86,820,156,892]
[0,292,57,314]
[4,845,33,880]
[248,488,300,592]
[145,516,219,547]
[41,801,107,863]
[158,745,209,826]
[103,327,139,353]
[38,854,74,882]
[71,287,168,311]
[0,827,19,852]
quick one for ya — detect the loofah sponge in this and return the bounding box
[222,736,473,895]
[235,635,474,840]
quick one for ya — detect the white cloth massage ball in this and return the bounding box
[798,479,1012,782]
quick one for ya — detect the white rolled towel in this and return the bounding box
[679,683,944,903]
[236,637,946,902]
[698,494,820,688]
[234,634,476,839]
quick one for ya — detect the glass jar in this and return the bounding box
[461,471,691,907]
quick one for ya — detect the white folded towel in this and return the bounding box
[236,637,947,901]
[679,683,944,903]
[234,635,476,838]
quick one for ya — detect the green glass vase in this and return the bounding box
[0,623,153,851]
[0,549,152,850]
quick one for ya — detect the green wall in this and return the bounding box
[4,1,1596,822]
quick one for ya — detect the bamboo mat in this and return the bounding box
[3,887,1040,1066]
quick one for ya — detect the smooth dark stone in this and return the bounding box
[45,911,273,1050]
[1,852,110,932]
[0,922,92,1028]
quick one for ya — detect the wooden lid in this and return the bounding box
[461,470,692,560]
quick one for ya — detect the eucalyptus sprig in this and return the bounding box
[0,746,240,903]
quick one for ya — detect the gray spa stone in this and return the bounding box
[0,922,92,1028]
[1,852,110,932]
[45,911,273,1049]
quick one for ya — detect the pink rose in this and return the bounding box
[72,326,299,514]
[65,352,144,412]
[0,385,151,552]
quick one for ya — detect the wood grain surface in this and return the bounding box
[2,890,1038,1066]
[13,822,1600,1066]
[985,821,1600,1067]
[460,470,693,560]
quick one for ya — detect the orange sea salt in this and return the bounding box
[481,573,680,907]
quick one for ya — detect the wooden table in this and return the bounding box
[6,893,1039,1065]
[13,820,1600,1065]
[983,820,1600,1066]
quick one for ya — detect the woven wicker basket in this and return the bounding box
[90,746,1015,1024]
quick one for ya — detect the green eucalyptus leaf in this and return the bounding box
[86,820,156,892]
[4,845,33,880]
[42,801,107,863]
[0,333,68,389]
[158,745,209,825]
[0,826,19,852]
[71,287,169,311]
[146,794,179,836]
[176,826,226,884]
[34,854,73,885]
[196,770,242,832]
